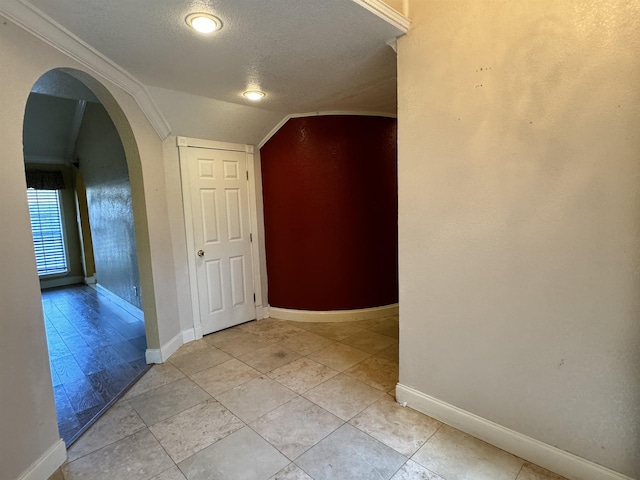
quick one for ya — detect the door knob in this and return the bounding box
[197,250,205,257]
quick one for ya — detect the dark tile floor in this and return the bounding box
[42,284,150,446]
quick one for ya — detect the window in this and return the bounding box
[27,188,68,276]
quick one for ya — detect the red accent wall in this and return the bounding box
[261,116,398,311]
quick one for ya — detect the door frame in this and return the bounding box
[177,136,265,339]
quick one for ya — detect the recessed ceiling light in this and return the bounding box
[243,90,265,101]
[186,13,222,34]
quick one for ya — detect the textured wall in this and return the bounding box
[76,102,141,308]
[261,116,398,311]
[398,0,640,477]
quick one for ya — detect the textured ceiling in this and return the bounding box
[27,0,403,114]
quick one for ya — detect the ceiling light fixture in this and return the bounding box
[186,13,222,34]
[243,90,265,101]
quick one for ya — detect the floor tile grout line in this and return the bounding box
[244,412,346,465]
[145,389,253,471]
[241,319,395,350]
[147,415,196,470]
[514,461,526,480]
[62,397,145,463]
[406,458,451,480]
[341,417,412,462]
[122,371,188,402]
[201,328,400,422]
[406,422,454,480]
[406,422,444,465]
[60,316,402,480]
[422,420,444,446]
[210,327,396,432]
[151,465,183,480]
[250,390,345,425]
[152,321,396,391]
[63,422,148,467]
[132,382,215,429]
[290,421,407,480]
[247,322,413,465]
[186,360,261,396]
[146,390,348,477]
[387,458,410,480]
[265,360,341,395]
[81,322,395,458]
[291,460,316,480]
[169,341,229,362]
[212,382,301,426]
[166,417,249,469]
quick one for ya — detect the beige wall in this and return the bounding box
[397,1,640,477]
[0,21,66,480]
[0,17,181,478]
[162,136,195,334]
[381,0,405,16]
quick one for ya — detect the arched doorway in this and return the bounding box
[23,68,152,445]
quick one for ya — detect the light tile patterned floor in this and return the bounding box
[56,317,567,480]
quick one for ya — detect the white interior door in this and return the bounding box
[185,146,255,335]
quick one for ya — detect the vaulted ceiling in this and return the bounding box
[15,0,407,116]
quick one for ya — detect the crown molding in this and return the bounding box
[257,110,397,150]
[0,0,171,140]
[387,38,398,53]
[351,0,410,33]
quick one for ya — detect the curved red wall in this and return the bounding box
[261,116,398,311]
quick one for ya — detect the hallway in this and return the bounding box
[56,317,565,480]
[43,284,149,444]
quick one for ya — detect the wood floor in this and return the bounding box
[42,284,150,446]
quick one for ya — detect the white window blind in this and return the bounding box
[27,188,68,276]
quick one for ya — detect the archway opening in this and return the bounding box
[23,68,152,445]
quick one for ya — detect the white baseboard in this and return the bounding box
[182,328,195,343]
[145,348,162,364]
[268,303,398,323]
[146,328,194,364]
[194,323,203,340]
[40,275,83,289]
[395,384,633,480]
[84,275,96,284]
[164,332,181,359]
[96,284,144,321]
[256,305,269,320]
[17,438,66,480]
